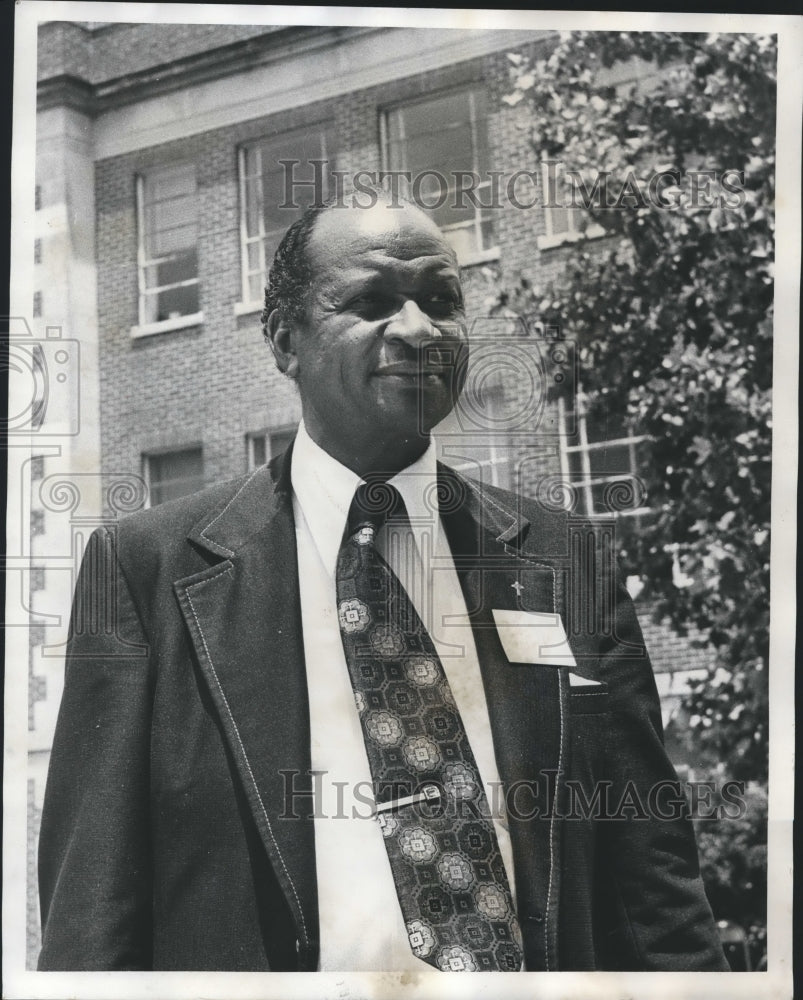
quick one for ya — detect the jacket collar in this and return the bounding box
[185,443,295,559]
[187,441,532,561]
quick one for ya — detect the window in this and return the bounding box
[558,392,651,516]
[247,427,297,470]
[136,163,200,328]
[239,127,334,306]
[434,384,513,491]
[540,162,605,248]
[145,447,204,507]
[384,87,496,264]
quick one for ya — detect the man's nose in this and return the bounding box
[385,300,439,346]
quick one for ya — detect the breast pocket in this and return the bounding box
[568,682,610,715]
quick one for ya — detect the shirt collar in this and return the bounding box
[291,420,440,577]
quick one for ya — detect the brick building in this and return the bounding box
[28,19,713,966]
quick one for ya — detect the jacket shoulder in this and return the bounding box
[443,464,570,554]
[117,472,257,544]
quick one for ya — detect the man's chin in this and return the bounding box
[377,404,454,444]
[372,386,457,433]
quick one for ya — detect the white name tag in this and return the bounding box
[491,610,603,687]
[491,609,577,666]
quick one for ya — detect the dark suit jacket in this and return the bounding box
[38,449,728,971]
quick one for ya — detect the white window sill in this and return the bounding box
[456,246,500,267]
[131,312,204,339]
[234,301,263,317]
[537,225,606,251]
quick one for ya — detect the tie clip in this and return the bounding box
[374,784,441,815]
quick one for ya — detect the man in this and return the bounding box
[38,196,728,972]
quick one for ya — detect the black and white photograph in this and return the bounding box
[4,4,798,999]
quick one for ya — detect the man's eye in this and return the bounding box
[349,294,390,314]
[425,295,460,314]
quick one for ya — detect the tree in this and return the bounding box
[494,32,774,960]
[497,31,774,781]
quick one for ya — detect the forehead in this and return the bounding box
[307,204,460,285]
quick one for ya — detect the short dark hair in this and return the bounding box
[260,199,336,343]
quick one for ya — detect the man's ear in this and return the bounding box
[266,308,300,380]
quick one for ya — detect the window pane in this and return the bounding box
[246,241,261,271]
[242,145,261,180]
[251,435,267,468]
[148,448,203,506]
[386,88,492,260]
[586,410,629,443]
[434,384,512,489]
[393,91,472,150]
[567,450,585,479]
[269,428,296,459]
[144,249,199,322]
[548,204,570,236]
[590,478,644,514]
[248,273,264,303]
[140,163,199,321]
[156,249,197,288]
[587,442,632,478]
[247,428,298,471]
[145,163,195,200]
[480,216,495,253]
[440,225,475,264]
[244,176,264,239]
[262,159,325,231]
[240,129,333,302]
[152,282,199,323]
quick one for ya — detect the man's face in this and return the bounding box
[284,203,468,474]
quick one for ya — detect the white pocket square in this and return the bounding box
[568,672,603,688]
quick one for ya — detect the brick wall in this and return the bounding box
[94,37,571,493]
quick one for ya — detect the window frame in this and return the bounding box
[434,377,514,491]
[133,164,203,338]
[246,426,298,471]
[557,391,652,518]
[143,445,204,509]
[537,162,606,250]
[237,126,333,311]
[380,84,499,267]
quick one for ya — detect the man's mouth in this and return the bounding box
[373,362,448,378]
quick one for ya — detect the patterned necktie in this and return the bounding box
[335,481,523,972]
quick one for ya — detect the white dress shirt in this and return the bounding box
[291,421,517,971]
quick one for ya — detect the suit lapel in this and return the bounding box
[173,455,319,968]
[439,465,568,971]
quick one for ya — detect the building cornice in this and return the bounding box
[37,26,554,160]
[37,74,96,115]
[37,25,374,115]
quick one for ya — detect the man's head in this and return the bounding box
[264,196,469,478]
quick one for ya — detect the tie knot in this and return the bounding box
[348,481,406,538]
